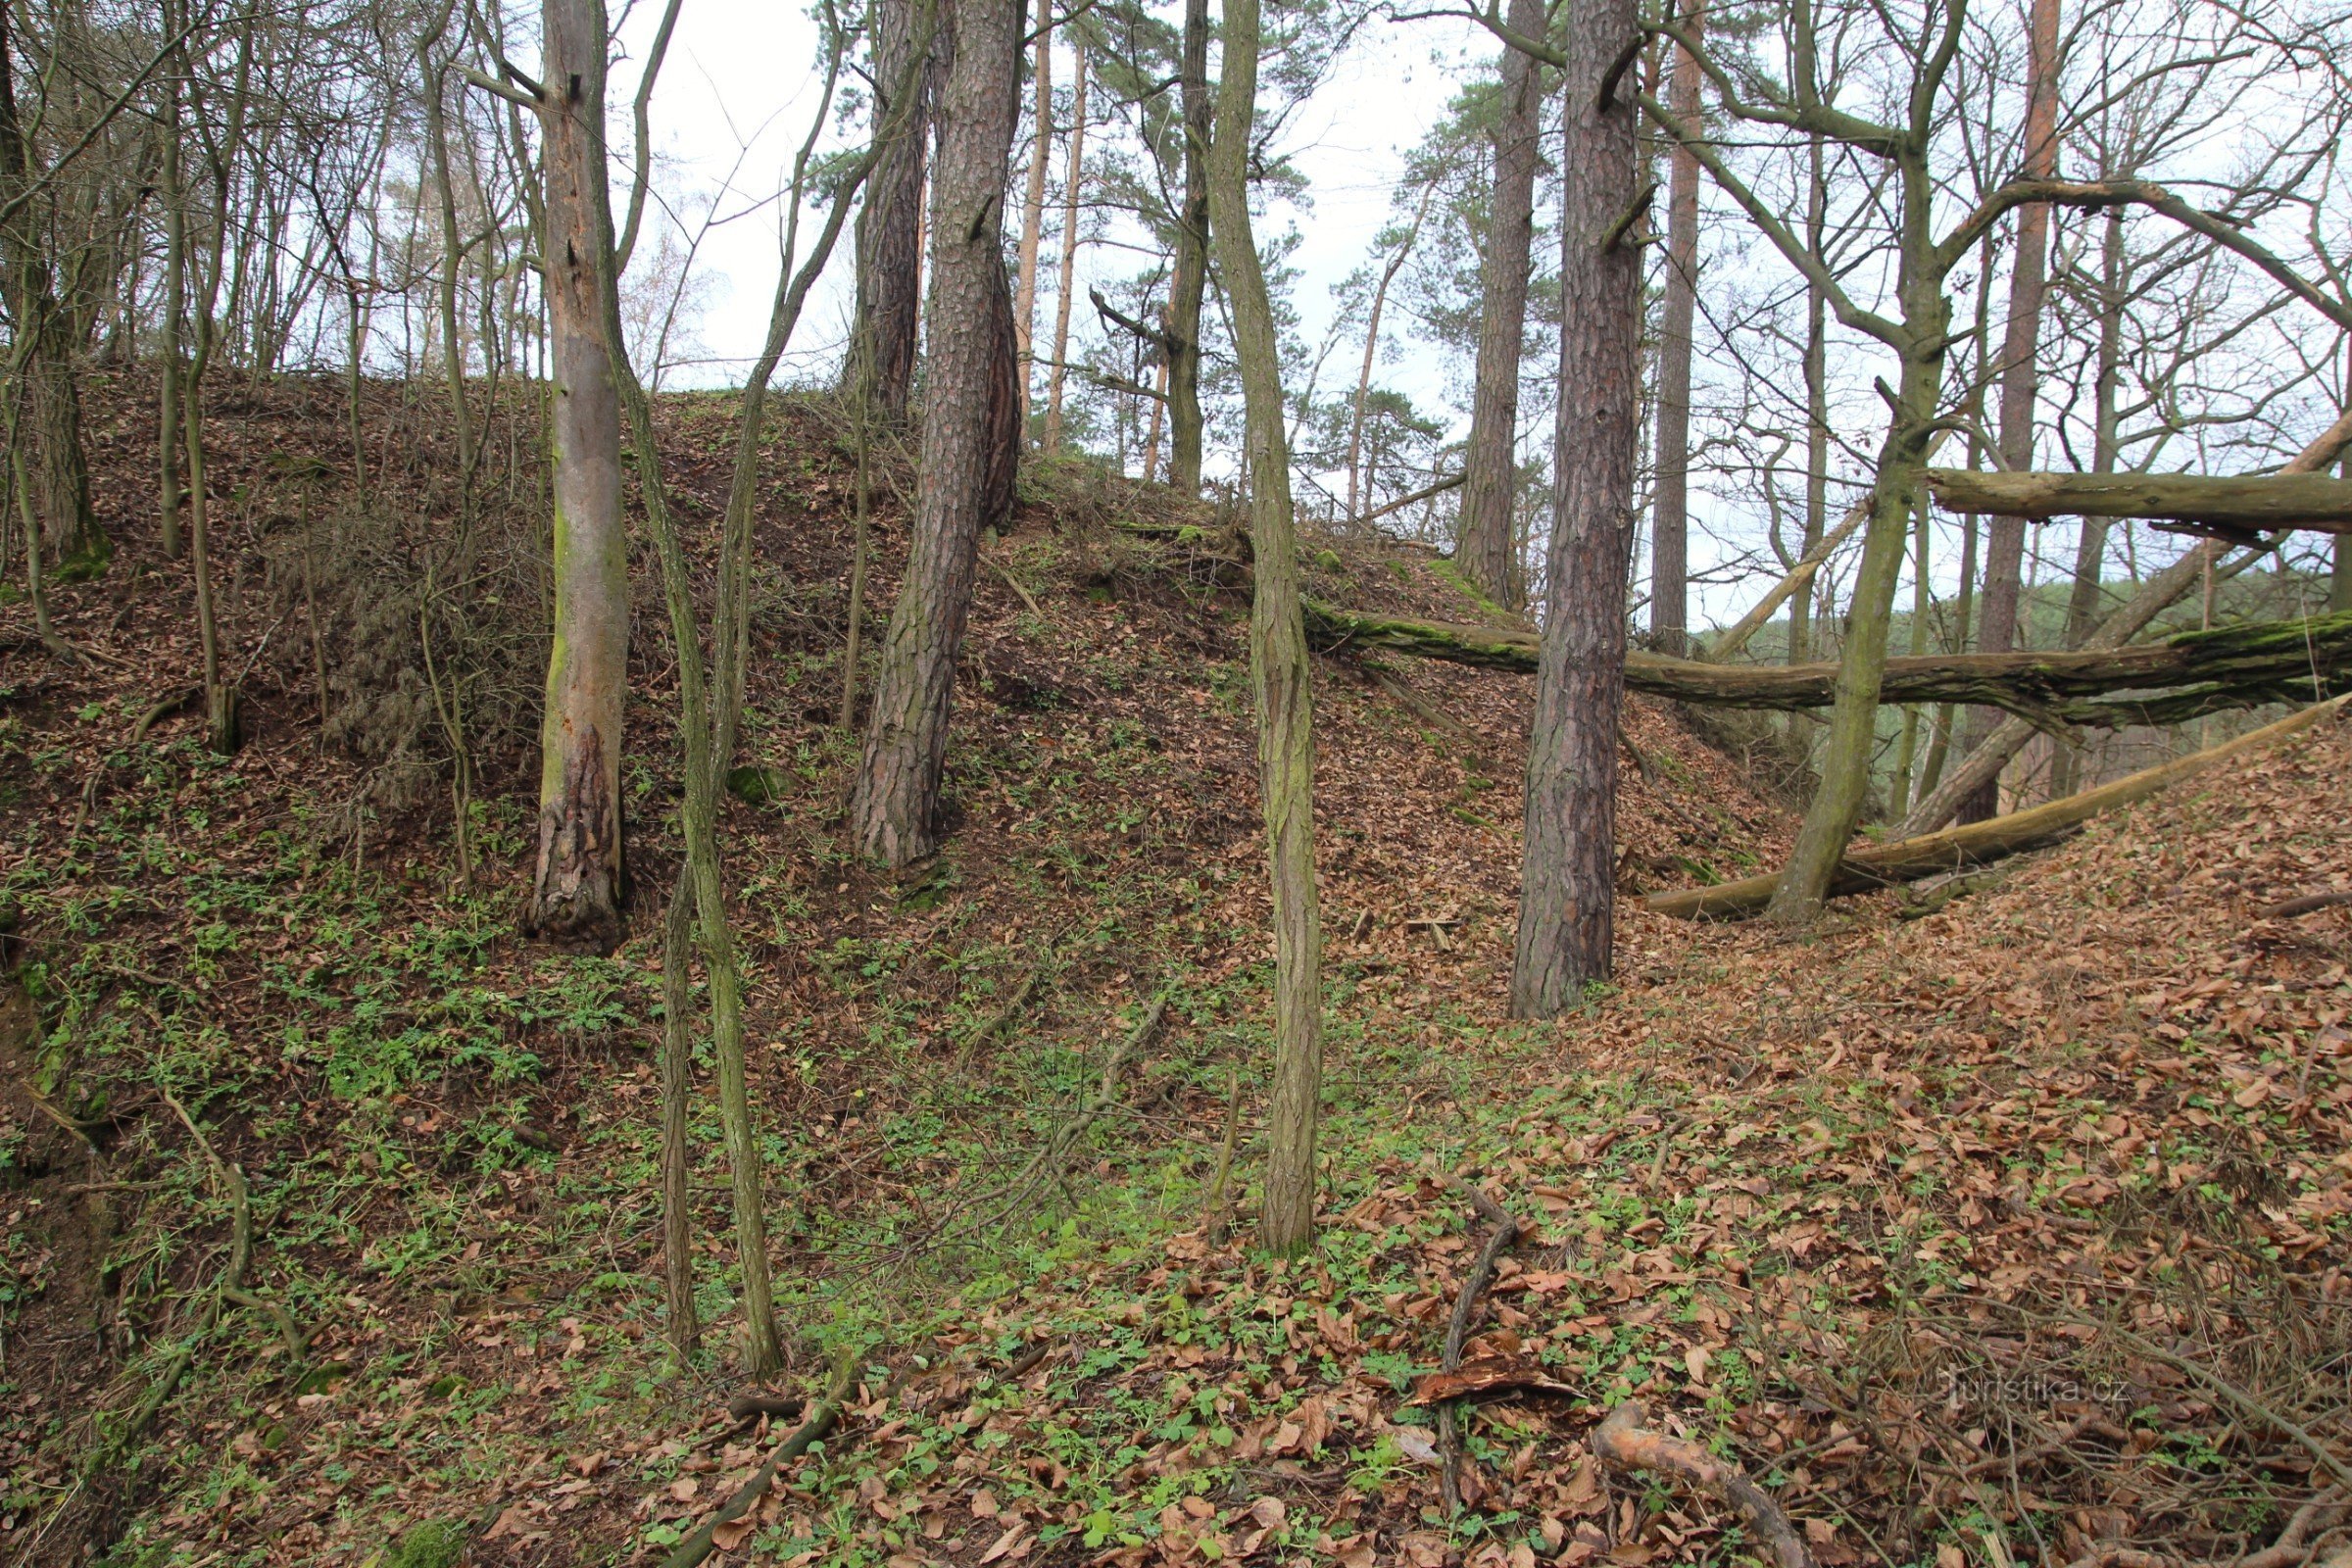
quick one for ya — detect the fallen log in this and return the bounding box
[1302,599,2352,726]
[1903,404,2352,835]
[1646,694,2350,920]
[1926,468,2352,532]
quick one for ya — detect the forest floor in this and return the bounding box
[0,372,2346,1568]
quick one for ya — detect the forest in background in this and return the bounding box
[2,0,2352,1562]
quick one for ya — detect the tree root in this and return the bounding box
[662,1359,856,1568]
[1436,1175,1520,1512]
[1591,1401,1813,1568]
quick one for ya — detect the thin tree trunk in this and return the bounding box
[1011,0,1052,433]
[420,6,480,525]
[854,0,936,421]
[1453,0,1544,611]
[524,0,629,948]
[1648,1,1702,654]
[1209,0,1321,1254]
[1512,0,1641,1009]
[1344,185,1431,517]
[1888,487,1930,816]
[1042,36,1088,451]
[1791,136,1826,667]
[1141,355,1168,481]
[658,875,700,1358]
[158,55,186,560]
[571,0,783,1377]
[1162,0,1211,493]
[1957,0,2060,821]
[2050,202,2124,798]
[851,0,1022,866]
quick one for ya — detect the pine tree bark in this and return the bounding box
[1957,0,2059,821]
[1042,36,1088,450]
[1453,0,1544,610]
[1207,0,1322,1254]
[1648,1,1702,653]
[1162,0,1211,493]
[1011,0,1052,431]
[1512,0,1641,1011]
[855,0,937,421]
[524,0,629,948]
[851,0,1022,866]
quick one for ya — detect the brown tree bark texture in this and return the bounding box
[855,0,936,420]
[526,0,628,947]
[851,0,1022,866]
[1649,3,1703,652]
[1512,0,1641,1013]
[1958,0,2060,820]
[1453,0,1546,612]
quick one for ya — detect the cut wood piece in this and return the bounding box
[1410,1353,1578,1404]
[1646,694,2350,920]
[1927,468,2352,531]
[1304,599,2352,726]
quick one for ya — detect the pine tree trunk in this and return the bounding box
[1344,187,1429,517]
[1511,0,1641,1012]
[1453,0,1544,611]
[855,0,936,421]
[1957,0,2059,821]
[1648,1,1702,654]
[1011,0,1052,432]
[1208,0,1321,1254]
[525,0,629,948]
[1043,37,1088,451]
[852,0,1022,866]
[1163,0,1211,493]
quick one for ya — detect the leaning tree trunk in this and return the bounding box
[851,0,1022,866]
[1511,0,1641,1013]
[1767,300,1953,923]
[1452,0,1544,610]
[1648,1,1702,653]
[1162,0,1211,493]
[1957,0,2059,821]
[524,0,629,948]
[1208,0,1322,1255]
[854,0,936,421]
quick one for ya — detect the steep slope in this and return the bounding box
[0,371,1786,1566]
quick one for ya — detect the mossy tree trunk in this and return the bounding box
[1208,0,1323,1254]
[0,0,98,573]
[523,0,628,949]
[1510,0,1641,1012]
[563,0,786,1373]
[851,0,1023,866]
